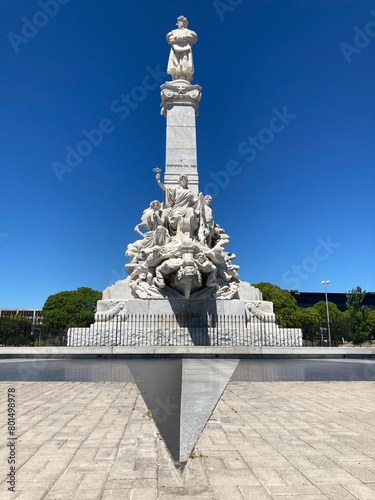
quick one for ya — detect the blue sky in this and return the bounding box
[1,0,374,308]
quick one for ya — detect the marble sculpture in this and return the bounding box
[125,168,239,301]
[67,17,302,347]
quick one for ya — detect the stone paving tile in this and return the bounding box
[157,485,213,499]
[1,381,375,499]
[305,471,362,485]
[205,468,261,487]
[46,471,85,493]
[130,488,158,500]
[222,450,248,469]
[252,467,286,486]
[334,465,375,483]
[275,468,312,486]
[238,485,273,499]
[203,456,226,469]
[343,483,375,499]
[6,493,41,500]
[210,485,244,499]
[72,490,103,500]
[101,490,131,500]
[267,497,327,500]
[106,478,158,489]
[265,483,323,496]
[317,484,359,500]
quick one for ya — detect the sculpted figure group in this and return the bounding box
[125,169,240,299]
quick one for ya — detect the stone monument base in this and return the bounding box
[67,280,302,347]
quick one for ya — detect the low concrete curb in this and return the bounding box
[0,346,374,358]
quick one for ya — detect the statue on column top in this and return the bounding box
[166,16,197,82]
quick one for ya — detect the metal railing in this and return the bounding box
[0,317,66,347]
[68,313,303,347]
[1,314,369,347]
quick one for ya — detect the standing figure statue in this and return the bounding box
[134,200,165,237]
[126,200,169,262]
[166,16,197,82]
[198,194,215,247]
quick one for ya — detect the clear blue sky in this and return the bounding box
[1,0,374,308]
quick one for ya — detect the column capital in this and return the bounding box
[161,81,202,117]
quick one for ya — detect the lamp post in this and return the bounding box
[321,280,331,347]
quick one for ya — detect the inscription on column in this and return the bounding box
[166,164,197,169]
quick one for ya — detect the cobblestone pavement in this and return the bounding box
[1,381,375,499]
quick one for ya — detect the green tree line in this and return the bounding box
[254,283,375,344]
[3,284,373,346]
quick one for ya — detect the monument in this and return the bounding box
[68,17,302,347]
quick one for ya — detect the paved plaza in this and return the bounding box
[1,379,375,499]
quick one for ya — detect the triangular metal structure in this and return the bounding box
[128,359,239,466]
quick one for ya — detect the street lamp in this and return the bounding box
[321,280,331,347]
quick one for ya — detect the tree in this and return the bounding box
[345,286,370,344]
[42,287,102,330]
[366,310,375,341]
[252,282,298,326]
[0,315,32,346]
[293,307,320,344]
[312,301,347,345]
[296,307,320,325]
[312,301,342,323]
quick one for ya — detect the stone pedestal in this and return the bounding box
[67,280,302,347]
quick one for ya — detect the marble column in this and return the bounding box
[161,81,202,195]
